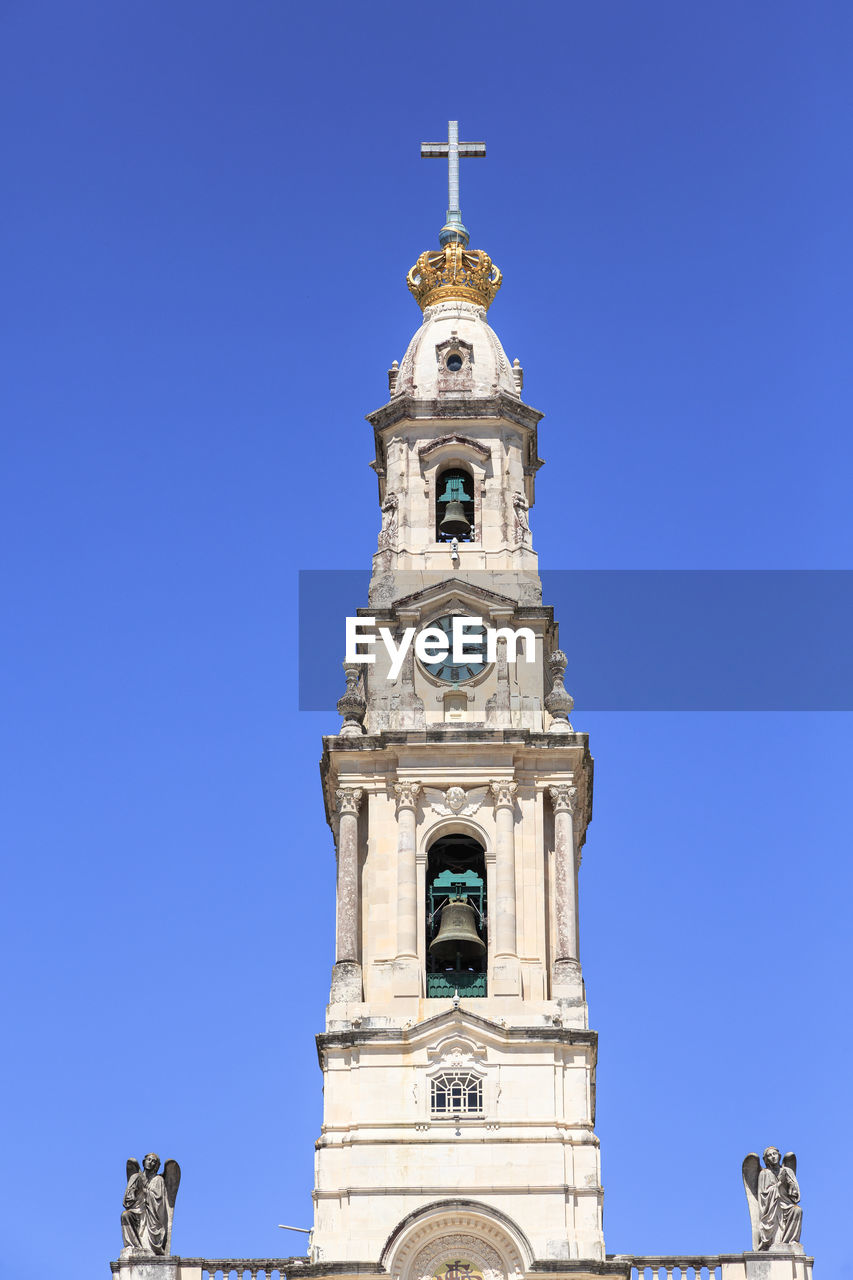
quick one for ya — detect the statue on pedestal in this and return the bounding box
[121,1152,181,1256]
[742,1147,803,1252]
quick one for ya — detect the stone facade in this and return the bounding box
[313,273,603,1268]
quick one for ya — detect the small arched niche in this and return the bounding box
[435,466,475,543]
[426,832,487,997]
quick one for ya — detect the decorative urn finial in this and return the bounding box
[545,650,574,733]
[336,662,367,737]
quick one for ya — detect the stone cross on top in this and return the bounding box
[420,120,485,246]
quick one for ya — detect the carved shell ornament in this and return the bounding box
[424,785,488,817]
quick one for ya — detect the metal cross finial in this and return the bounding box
[421,121,486,246]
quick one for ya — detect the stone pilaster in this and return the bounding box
[484,636,512,727]
[490,778,521,996]
[330,786,364,1003]
[549,781,583,1001]
[393,780,421,996]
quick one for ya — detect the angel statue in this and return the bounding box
[120,1153,181,1256]
[742,1148,803,1252]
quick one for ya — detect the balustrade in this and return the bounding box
[629,1258,722,1279]
[190,1255,811,1280]
[200,1262,289,1280]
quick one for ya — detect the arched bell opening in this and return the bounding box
[435,466,475,543]
[426,833,487,997]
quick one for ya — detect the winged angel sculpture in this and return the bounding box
[424,786,488,817]
[121,1153,181,1256]
[742,1148,803,1252]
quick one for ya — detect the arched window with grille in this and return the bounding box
[430,1071,483,1116]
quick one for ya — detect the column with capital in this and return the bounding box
[490,779,521,997]
[330,786,364,1004]
[549,783,583,1001]
[393,780,422,996]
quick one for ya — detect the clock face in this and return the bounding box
[420,614,489,684]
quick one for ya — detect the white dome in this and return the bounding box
[394,300,517,400]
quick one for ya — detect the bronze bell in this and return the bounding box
[439,500,471,539]
[429,897,485,963]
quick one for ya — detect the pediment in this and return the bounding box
[401,1006,511,1050]
[434,339,475,362]
[390,577,521,619]
[316,1010,597,1064]
[418,432,490,461]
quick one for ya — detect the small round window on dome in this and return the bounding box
[446,353,463,372]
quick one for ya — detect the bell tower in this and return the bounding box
[313,123,603,1279]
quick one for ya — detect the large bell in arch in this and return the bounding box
[429,897,486,964]
[439,500,471,538]
[437,473,473,539]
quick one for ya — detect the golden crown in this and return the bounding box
[407,242,502,312]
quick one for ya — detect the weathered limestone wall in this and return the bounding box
[312,1013,603,1264]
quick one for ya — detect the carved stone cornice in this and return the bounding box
[366,391,544,434]
[548,783,577,815]
[489,779,518,809]
[393,780,422,811]
[334,786,364,817]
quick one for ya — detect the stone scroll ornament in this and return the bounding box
[120,1153,181,1256]
[742,1148,803,1252]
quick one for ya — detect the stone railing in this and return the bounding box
[201,1264,290,1279]
[111,1262,304,1280]
[627,1262,722,1279]
[111,1254,812,1280]
[618,1255,813,1280]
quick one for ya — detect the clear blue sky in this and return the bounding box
[2,3,851,1278]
